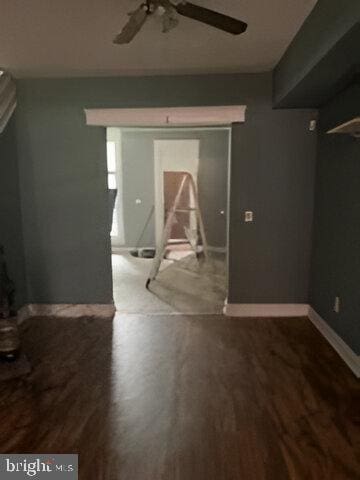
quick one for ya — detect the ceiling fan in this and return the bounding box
[113,1,248,44]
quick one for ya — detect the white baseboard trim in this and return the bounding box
[17,303,116,323]
[112,247,131,253]
[308,306,360,378]
[208,246,227,254]
[223,303,309,317]
[223,302,359,378]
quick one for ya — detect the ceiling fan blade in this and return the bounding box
[174,2,247,35]
[113,5,148,44]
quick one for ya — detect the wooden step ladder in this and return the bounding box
[146,171,208,288]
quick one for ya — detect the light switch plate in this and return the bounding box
[245,211,253,222]
[309,119,317,131]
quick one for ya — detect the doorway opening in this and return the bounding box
[107,127,231,314]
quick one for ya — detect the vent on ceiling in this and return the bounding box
[327,117,360,138]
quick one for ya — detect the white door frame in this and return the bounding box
[154,139,200,247]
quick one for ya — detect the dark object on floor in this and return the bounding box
[0,245,16,318]
[140,248,156,259]
[0,319,21,361]
[131,248,156,259]
[130,206,155,258]
[0,352,31,381]
[0,247,21,362]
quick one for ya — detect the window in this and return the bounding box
[107,140,118,237]
[106,128,125,245]
[107,141,117,189]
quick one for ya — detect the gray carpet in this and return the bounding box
[112,252,226,314]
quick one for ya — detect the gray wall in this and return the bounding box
[13,73,316,304]
[0,115,26,308]
[228,109,317,303]
[310,84,360,354]
[273,0,360,106]
[120,129,229,248]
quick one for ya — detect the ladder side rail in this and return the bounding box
[187,174,209,259]
[147,173,189,284]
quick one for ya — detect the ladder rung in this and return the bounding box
[174,208,196,212]
[165,241,192,247]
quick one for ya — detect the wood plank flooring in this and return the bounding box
[0,314,359,479]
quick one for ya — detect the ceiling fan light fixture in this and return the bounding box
[162,12,179,33]
[155,5,166,16]
[113,0,248,44]
[160,3,179,33]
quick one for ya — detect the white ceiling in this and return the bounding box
[0,0,317,78]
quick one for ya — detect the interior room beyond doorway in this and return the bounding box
[107,127,230,314]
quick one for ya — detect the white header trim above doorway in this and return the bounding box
[84,106,246,127]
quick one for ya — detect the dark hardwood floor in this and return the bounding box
[0,314,359,479]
